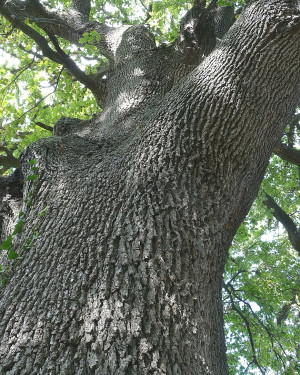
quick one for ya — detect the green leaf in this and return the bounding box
[1,235,12,250]
[27,174,38,181]
[8,250,19,259]
[12,219,24,235]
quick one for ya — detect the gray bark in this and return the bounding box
[0,169,23,241]
[0,1,300,374]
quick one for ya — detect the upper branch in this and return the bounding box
[0,0,128,61]
[0,0,112,105]
[71,0,91,18]
[223,282,266,374]
[175,0,235,63]
[274,143,300,168]
[263,193,300,256]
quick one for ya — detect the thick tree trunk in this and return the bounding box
[0,1,300,374]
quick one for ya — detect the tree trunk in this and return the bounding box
[1,1,300,374]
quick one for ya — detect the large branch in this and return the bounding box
[0,0,109,105]
[263,193,300,256]
[0,0,128,61]
[274,142,300,167]
[175,0,235,63]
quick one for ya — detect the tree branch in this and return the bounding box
[223,282,266,374]
[175,0,235,64]
[71,0,91,18]
[0,0,122,105]
[274,143,300,167]
[0,4,63,64]
[34,122,53,133]
[276,294,296,325]
[224,280,289,370]
[263,193,300,255]
[43,29,104,101]
[0,0,129,61]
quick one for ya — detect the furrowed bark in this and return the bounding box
[175,0,235,64]
[0,1,300,374]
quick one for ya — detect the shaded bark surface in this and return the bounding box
[0,1,300,374]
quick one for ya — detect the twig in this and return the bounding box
[223,282,266,374]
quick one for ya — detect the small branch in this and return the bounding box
[16,132,32,139]
[227,269,248,285]
[17,43,44,59]
[35,122,53,133]
[44,30,99,93]
[223,282,266,374]
[0,56,36,107]
[226,280,290,366]
[5,66,63,128]
[139,0,148,12]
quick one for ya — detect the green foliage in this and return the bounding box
[0,18,99,167]
[224,121,300,373]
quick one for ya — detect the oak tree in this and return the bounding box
[0,0,300,373]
